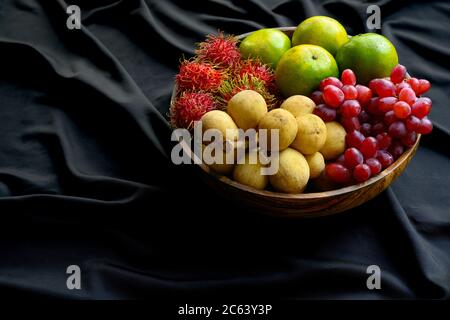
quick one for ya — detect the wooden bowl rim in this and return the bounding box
[171,27,421,200]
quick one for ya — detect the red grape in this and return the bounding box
[411,97,432,119]
[377,150,394,168]
[390,64,407,84]
[388,141,405,160]
[358,110,371,123]
[396,82,411,95]
[356,85,372,106]
[342,85,358,100]
[406,77,420,94]
[341,69,357,86]
[344,147,364,169]
[369,79,382,92]
[367,97,382,115]
[346,130,365,149]
[336,154,346,165]
[341,117,361,132]
[371,121,386,136]
[323,85,345,108]
[378,97,397,113]
[417,117,433,134]
[360,123,372,137]
[341,100,361,118]
[418,79,431,95]
[384,111,397,126]
[320,77,343,90]
[365,158,382,176]
[353,164,371,182]
[376,132,392,150]
[405,115,421,131]
[388,121,407,138]
[393,101,411,119]
[373,79,396,97]
[317,71,433,184]
[310,91,323,105]
[326,163,351,184]
[398,87,417,106]
[314,104,337,122]
[360,137,378,159]
[401,131,417,147]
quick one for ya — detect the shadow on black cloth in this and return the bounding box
[0,0,449,299]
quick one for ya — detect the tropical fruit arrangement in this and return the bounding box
[170,16,433,194]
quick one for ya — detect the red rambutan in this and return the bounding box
[235,59,275,88]
[176,60,223,92]
[170,92,216,130]
[196,32,241,68]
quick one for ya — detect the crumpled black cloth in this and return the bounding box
[0,0,449,299]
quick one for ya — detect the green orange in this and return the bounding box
[336,33,398,84]
[239,28,291,68]
[275,44,339,97]
[292,16,348,56]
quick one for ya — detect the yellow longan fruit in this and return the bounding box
[305,152,325,179]
[258,109,298,151]
[281,95,316,117]
[269,148,310,193]
[319,121,346,160]
[227,90,268,130]
[291,114,327,155]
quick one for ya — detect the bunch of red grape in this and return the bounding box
[310,65,433,184]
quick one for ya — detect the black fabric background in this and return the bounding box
[0,0,449,299]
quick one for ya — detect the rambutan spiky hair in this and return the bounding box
[216,74,281,110]
[176,60,224,92]
[170,92,216,130]
[196,32,241,68]
[235,59,275,88]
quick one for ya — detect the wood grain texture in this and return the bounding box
[171,27,420,218]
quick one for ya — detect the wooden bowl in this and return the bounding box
[171,27,420,218]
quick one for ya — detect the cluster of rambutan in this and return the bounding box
[170,32,281,130]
